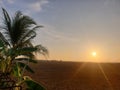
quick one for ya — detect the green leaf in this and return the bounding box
[35,45,48,56]
[25,80,46,90]
[0,39,4,47]
[15,58,37,63]
[16,47,37,54]
[13,63,21,77]
[18,62,34,73]
[0,32,10,47]
[7,48,15,56]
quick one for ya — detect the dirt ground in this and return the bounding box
[26,61,120,90]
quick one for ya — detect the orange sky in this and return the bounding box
[2,0,120,62]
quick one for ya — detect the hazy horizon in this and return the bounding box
[1,0,120,62]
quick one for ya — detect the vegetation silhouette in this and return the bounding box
[0,8,48,90]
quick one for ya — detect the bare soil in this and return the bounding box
[26,61,120,90]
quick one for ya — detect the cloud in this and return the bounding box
[37,24,79,42]
[0,0,5,7]
[0,0,15,4]
[0,0,49,16]
[0,0,15,7]
[0,0,2,4]
[103,0,117,7]
[7,0,15,4]
[29,0,49,12]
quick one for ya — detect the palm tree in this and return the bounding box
[1,8,48,58]
[0,8,48,90]
[0,8,48,57]
[1,8,38,47]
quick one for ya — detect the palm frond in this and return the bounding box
[18,30,36,45]
[1,8,12,45]
[0,32,10,47]
[19,25,42,42]
[35,45,48,56]
[11,10,40,46]
[2,8,11,23]
[25,79,46,90]
[18,62,34,73]
[15,58,37,63]
[9,47,37,59]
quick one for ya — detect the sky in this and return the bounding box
[0,0,120,62]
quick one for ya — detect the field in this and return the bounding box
[26,61,120,90]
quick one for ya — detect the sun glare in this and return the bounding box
[92,52,97,57]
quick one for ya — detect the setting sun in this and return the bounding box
[92,52,97,57]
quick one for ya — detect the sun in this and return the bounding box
[92,52,97,57]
